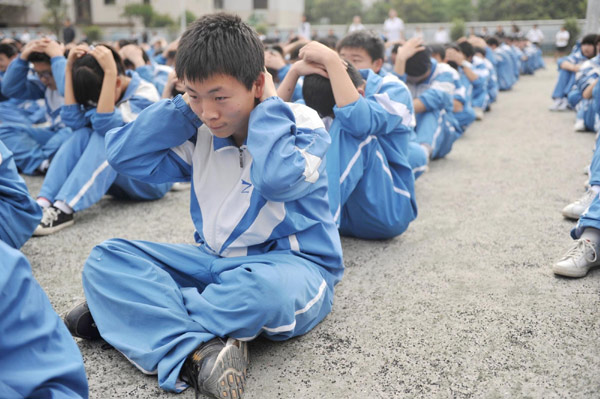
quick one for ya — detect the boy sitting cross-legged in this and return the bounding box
[64,13,344,399]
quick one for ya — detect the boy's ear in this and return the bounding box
[372,58,384,73]
[358,86,366,97]
[253,72,266,99]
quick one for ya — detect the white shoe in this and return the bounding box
[574,119,586,132]
[553,238,600,277]
[562,189,598,220]
[557,98,569,111]
[171,182,191,191]
[549,98,563,111]
[583,165,590,175]
[474,108,484,121]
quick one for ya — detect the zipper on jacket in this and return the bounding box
[239,147,244,168]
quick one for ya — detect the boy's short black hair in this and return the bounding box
[486,36,500,47]
[175,13,264,90]
[27,51,51,64]
[428,44,445,60]
[302,61,363,118]
[457,41,474,59]
[337,30,385,62]
[405,48,432,77]
[0,43,17,58]
[288,42,306,62]
[582,34,597,46]
[72,44,125,106]
[473,46,486,56]
[122,45,150,70]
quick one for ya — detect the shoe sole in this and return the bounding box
[33,219,75,236]
[552,264,591,278]
[202,342,248,399]
[64,301,102,340]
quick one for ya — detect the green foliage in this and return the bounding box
[451,18,465,41]
[305,0,363,25]
[185,10,197,25]
[41,0,68,38]
[82,25,102,42]
[563,17,581,47]
[150,13,174,28]
[122,4,154,27]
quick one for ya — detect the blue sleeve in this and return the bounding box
[247,98,330,203]
[91,109,125,136]
[334,84,415,139]
[50,56,67,97]
[0,142,42,249]
[154,54,167,65]
[418,72,454,112]
[135,65,166,94]
[1,58,45,100]
[105,95,198,183]
[593,81,600,114]
[60,104,89,130]
[277,65,303,102]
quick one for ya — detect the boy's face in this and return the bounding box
[581,44,596,59]
[32,61,56,90]
[338,47,383,73]
[186,74,261,146]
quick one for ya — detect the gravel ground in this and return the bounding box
[21,60,600,399]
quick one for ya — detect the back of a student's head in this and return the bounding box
[486,36,500,48]
[337,30,385,70]
[175,13,264,90]
[406,48,432,81]
[72,45,125,106]
[302,61,363,118]
[457,41,474,60]
[428,44,445,62]
[27,51,51,65]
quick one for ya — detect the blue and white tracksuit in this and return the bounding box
[454,66,476,129]
[135,62,173,95]
[552,48,588,100]
[573,56,600,131]
[325,69,418,239]
[406,59,462,159]
[82,95,344,392]
[494,45,516,91]
[0,56,71,174]
[0,241,88,399]
[0,69,46,125]
[471,55,491,111]
[38,72,172,212]
[0,140,41,249]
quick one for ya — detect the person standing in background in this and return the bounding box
[62,18,75,44]
[298,14,311,40]
[384,9,404,42]
[434,26,450,44]
[526,24,544,45]
[348,16,365,33]
[555,26,570,57]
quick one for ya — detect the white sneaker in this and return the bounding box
[553,238,600,277]
[574,119,586,132]
[549,98,563,111]
[562,189,598,220]
[583,165,590,175]
[171,182,191,191]
[474,108,484,121]
[557,98,569,111]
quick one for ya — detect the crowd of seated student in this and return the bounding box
[549,34,600,278]
[0,17,547,398]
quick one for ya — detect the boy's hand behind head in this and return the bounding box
[90,45,117,75]
[264,50,286,71]
[299,41,339,70]
[67,44,89,67]
[290,59,328,78]
[260,69,277,102]
[396,37,425,62]
[119,44,145,68]
[44,39,65,58]
[20,39,47,60]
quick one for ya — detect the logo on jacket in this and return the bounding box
[241,179,252,193]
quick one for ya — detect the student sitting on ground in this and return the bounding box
[119,43,173,95]
[472,45,496,111]
[393,38,462,160]
[550,34,597,111]
[486,36,516,92]
[33,44,172,235]
[333,30,429,176]
[0,140,41,248]
[0,38,71,175]
[444,44,475,130]
[64,14,344,399]
[0,241,88,399]
[0,42,46,125]
[280,41,418,239]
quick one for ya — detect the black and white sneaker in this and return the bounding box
[63,301,101,340]
[181,338,249,399]
[33,206,74,236]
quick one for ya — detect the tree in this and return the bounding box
[305,0,363,25]
[122,4,154,27]
[41,0,68,39]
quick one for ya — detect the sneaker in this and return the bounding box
[549,98,563,111]
[33,206,74,236]
[574,119,586,132]
[553,238,600,277]
[562,189,598,220]
[171,182,192,191]
[63,301,101,340]
[557,98,569,111]
[181,338,249,399]
[474,108,484,121]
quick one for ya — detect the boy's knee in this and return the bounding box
[82,238,129,280]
